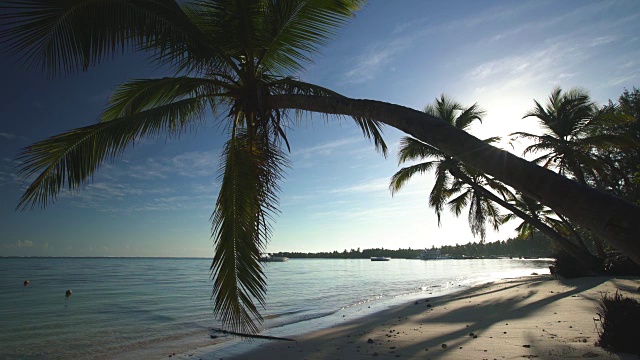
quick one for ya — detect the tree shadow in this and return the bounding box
[225,276,640,359]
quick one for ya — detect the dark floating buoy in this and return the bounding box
[24,280,30,286]
[65,290,72,298]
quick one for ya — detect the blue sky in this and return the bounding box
[1,0,639,257]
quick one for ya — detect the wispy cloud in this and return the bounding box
[3,240,48,249]
[126,150,219,179]
[293,137,362,158]
[343,2,540,85]
[329,177,389,194]
[0,132,27,141]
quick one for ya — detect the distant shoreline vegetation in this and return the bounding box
[273,232,554,259]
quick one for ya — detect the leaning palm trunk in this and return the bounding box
[447,167,601,270]
[554,211,590,252]
[269,95,640,265]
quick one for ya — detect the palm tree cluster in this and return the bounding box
[391,89,638,272]
[2,0,640,334]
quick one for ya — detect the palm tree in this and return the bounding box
[1,0,385,334]
[3,0,640,329]
[512,87,622,185]
[268,95,640,264]
[502,192,590,251]
[390,96,600,269]
[512,87,634,258]
[390,95,505,242]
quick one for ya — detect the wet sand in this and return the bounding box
[187,275,640,359]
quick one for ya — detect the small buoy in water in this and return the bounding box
[24,280,30,286]
[65,290,72,298]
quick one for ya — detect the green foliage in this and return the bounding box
[596,291,640,355]
[513,86,635,186]
[275,232,555,259]
[390,95,505,241]
[1,0,382,334]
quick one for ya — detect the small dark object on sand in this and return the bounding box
[65,290,72,297]
[427,304,432,308]
[473,335,478,339]
[441,344,447,349]
[210,335,218,339]
[469,332,475,337]
[523,345,531,348]
[367,338,374,344]
[24,280,30,286]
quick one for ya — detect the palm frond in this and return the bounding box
[447,190,470,217]
[257,0,365,75]
[429,163,452,225]
[210,131,289,334]
[352,116,387,157]
[389,162,437,195]
[102,76,228,121]
[454,103,484,131]
[0,0,219,76]
[17,96,207,209]
[396,137,444,164]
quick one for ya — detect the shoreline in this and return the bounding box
[180,274,640,359]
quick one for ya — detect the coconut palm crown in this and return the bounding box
[389,95,507,241]
[511,87,623,185]
[0,0,387,334]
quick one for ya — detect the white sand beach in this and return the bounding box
[184,275,640,360]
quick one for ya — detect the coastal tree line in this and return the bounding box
[1,0,638,334]
[272,231,554,259]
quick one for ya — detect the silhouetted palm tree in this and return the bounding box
[1,0,385,334]
[390,96,505,241]
[512,87,622,185]
[3,1,640,332]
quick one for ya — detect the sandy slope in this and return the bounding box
[192,275,640,360]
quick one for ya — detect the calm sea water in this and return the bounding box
[0,257,551,359]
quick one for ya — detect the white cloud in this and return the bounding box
[17,240,33,247]
[0,132,26,141]
[329,177,389,194]
[292,137,362,158]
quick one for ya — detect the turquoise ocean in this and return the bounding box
[0,257,551,359]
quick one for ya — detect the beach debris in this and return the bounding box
[389,346,396,349]
[209,335,218,339]
[427,304,432,308]
[531,272,538,275]
[65,290,72,298]
[367,338,374,344]
[474,335,478,338]
[210,328,295,342]
[523,345,531,348]
[23,280,30,286]
[441,344,447,349]
[469,332,475,337]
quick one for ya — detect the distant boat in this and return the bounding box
[419,249,451,260]
[260,254,289,262]
[370,257,391,261]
